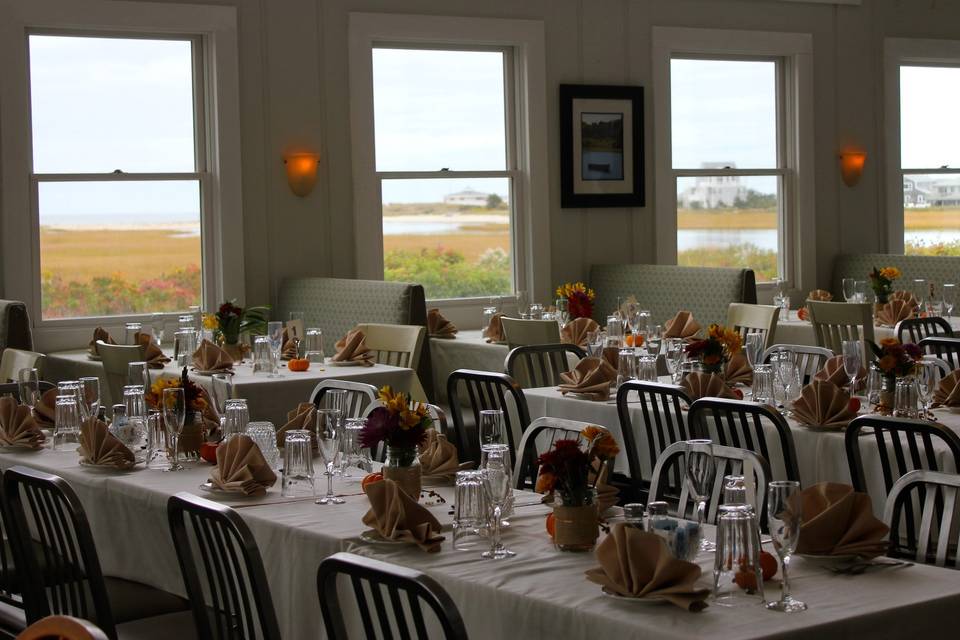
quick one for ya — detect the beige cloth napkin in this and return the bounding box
[88,326,115,356]
[32,388,58,428]
[333,329,376,366]
[427,308,458,338]
[813,355,864,388]
[418,428,468,482]
[482,312,505,344]
[78,417,135,469]
[876,300,914,326]
[680,372,738,401]
[933,370,960,407]
[791,380,857,429]
[210,434,277,496]
[561,317,600,348]
[134,332,170,369]
[0,396,45,449]
[558,357,616,401]
[362,478,445,552]
[723,352,753,386]
[192,339,234,372]
[664,311,701,340]
[601,347,620,371]
[807,289,833,302]
[890,290,920,308]
[276,402,317,449]
[795,483,889,558]
[280,328,299,360]
[585,523,709,611]
[593,462,620,514]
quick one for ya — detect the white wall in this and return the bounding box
[5,0,960,317]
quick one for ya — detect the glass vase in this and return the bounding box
[383,446,422,501]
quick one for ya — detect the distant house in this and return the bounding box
[903,176,931,208]
[928,176,960,207]
[443,188,500,207]
[677,162,749,208]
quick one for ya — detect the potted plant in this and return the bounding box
[359,386,432,500]
[868,338,921,413]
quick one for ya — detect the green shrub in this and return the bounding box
[384,247,511,298]
[677,244,778,282]
[905,240,960,256]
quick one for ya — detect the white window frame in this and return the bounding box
[0,0,243,351]
[348,13,549,320]
[652,27,815,294]
[884,37,960,254]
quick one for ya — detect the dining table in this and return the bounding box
[429,329,509,403]
[1,444,958,640]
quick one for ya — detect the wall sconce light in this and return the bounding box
[284,152,319,197]
[839,150,867,187]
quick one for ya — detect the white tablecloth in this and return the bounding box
[44,349,425,425]
[2,447,959,640]
[430,330,508,403]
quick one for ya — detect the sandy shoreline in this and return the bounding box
[383,213,509,224]
[41,222,199,231]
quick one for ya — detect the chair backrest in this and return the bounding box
[499,318,561,348]
[648,441,771,525]
[3,467,116,638]
[615,381,692,489]
[0,348,45,383]
[921,355,952,384]
[884,469,960,568]
[95,341,143,408]
[807,301,875,355]
[309,379,378,419]
[16,615,110,640]
[762,343,833,385]
[317,552,468,640]
[896,316,953,344]
[0,380,55,403]
[726,303,779,352]
[446,369,530,467]
[918,336,960,370]
[504,343,585,389]
[511,416,593,491]
[167,492,280,640]
[353,323,425,369]
[688,397,800,482]
[0,471,24,611]
[845,414,960,498]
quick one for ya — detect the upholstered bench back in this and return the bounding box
[0,299,33,351]
[831,254,960,299]
[589,265,757,327]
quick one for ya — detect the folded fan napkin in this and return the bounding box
[192,339,234,372]
[88,327,115,356]
[427,308,458,338]
[362,478,445,552]
[333,329,376,366]
[0,396,45,449]
[418,428,467,482]
[680,372,738,401]
[933,370,960,407]
[78,417,135,469]
[276,402,317,449]
[876,299,914,327]
[890,290,920,308]
[134,332,170,369]
[814,355,865,388]
[723,352,753,386]
[558,357,616,401]
[807,289,833,302]
[592,462,620,514]
[585,523,709,611]
[210,434,277,496]
[32,388,58,428]
[791,380,857,429]
[795,482,889,558]
[561,317,600,348]
[280,328,299,360]
[664,311,701,340]
[482,312,505,344]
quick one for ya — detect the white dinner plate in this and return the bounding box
[601,588,669,604]
[326,360,366,367]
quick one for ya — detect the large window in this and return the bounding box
[29,34,203,319]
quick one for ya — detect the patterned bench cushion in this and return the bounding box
[831,254,960,299]
[588,265,757,327]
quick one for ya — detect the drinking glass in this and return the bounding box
[714,506,765,604]
[865,364,882,406]
[305,328,325,363]
[528,303,544,320]
[766,480,806,612]
[854,280,868,303]
[605,316,624,348]
[325,390,347,474]
[118,386,147,457]
[917,361,936,419]
[586,330,605,358]
[665,338,685,382]
[316,408,344,505]
[150,313,166,344]
[246,422,280,471]
[685,440,716,552]
[282,430,315,497]
[482,306,499,330]
[453,470,490,550]
[53,395,81,451]
[842,278,857,302]
[343,417,372,474]
[17,367,40,411]
[744,333,764,368]
[775,362,802,415]
[161,387,186,471]
[646,323,663,356]
[752,364,775,405]
[80,377,102,418]
[210,373,234,416]
[637,355,658,382]
[267,321,284,377]
[146,410,169,470]
[173,329,196,367]
[894,377,919,419]
[57,381,84,420]
[841,340,861,391]
[123,322,142,345]
[127,361,150,392]
[515,290,529,317]
[913,278,927,310]
[555,297,569,325]
[222,399,249,441]
[617,348,637,388]
[943,283,956,319]
[252,336,274,375]
[178,314,195,332]
[481,447,515,559]
[478,409,505,456]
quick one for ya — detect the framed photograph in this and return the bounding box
[560,84,644,208]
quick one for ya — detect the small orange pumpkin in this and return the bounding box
[361,472,384,492]
[287,358,310,372]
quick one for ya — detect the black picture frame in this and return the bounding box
[560,84,645,208]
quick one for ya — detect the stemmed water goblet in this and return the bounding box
[943,283,957,320]
[478,409,505,463]
[665,338,685,383]
[267,321,285,378]
[481,446,515,559]
[78,376,101,420]
[162,387,186,472]
[316,408,344,505]
[841,340,861,394]
[842,278,857,302]
[685,439,716,552]
[17,367,40,412]
[916,361,936,419]
[766,480,806,612]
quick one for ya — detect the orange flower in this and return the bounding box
[878,355,897,372]
[584,425,620,460]
[879,338,900,348]
[535,470,556,493]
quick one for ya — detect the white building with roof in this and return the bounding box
[677,162,749,208]
[443,187,498,207]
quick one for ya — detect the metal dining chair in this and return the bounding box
[511,416,593,491]
[167,492,281,640]
[309,379,379,418]
[504,343,585,389]
[762,344,833,385]
[688,397,800,482]
[317,552,468,640]
[918,336,960,370]
[896,316,953,344]
[446,369,530,467]
[884,469,960,569]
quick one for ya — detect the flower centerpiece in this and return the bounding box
[359,386,432,500]
[868,338,921,412]
[212,300,269,361]
[555,282,596,321]
[145,367,215,456]
[535,426,620,551]
[869,266,901,304]
[684,323,742,375]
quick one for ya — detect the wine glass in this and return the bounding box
[916,361,936,419]
[744,333,764,368]
[841,340,861,392]
[267,321,284,378]
[685,439,716,552]
[913,278,927,311]
[316,409,344,505]
[516,290,529,318]
[161,387,186,472]
[210,373,234,416]
[842,278,856,303]
[16,367,40,411]
[766,480,806,612]
[78,377,101,419]
[943,283,956,320]
[481,448,515,559]
[478,409,505,461]
[150,313,166,344]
